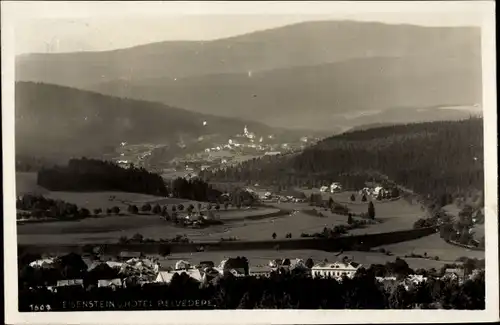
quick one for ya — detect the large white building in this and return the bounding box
[311,261,362,280]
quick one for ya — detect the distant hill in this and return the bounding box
[203,118,484,201]
[15,82,311,160]
[90,54,482,130]
[16,21,482,130]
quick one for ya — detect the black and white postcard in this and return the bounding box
[2,1,498,324]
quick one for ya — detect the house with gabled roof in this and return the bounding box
[311,261,362,280]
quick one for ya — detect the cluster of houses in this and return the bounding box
[320,182,343,193]
[257,191,307,203]
[359,185,391,198]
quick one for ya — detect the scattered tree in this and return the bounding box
[152,204,161,214]
[79,208,90,218]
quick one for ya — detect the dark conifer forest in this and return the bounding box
[202,118,483,201]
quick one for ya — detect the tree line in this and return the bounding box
[170,177,222,202]
[202,118,483,205]
[16,194,101,220]
[18,255,485,310]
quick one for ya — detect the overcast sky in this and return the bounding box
[8,2,485,55]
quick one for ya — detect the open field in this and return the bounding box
[17,172,435,253]
[17,208,287,245]
[272,195,425,236]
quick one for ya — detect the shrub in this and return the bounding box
[131,233,144,243]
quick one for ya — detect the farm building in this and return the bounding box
[155,269,204,283]
[56,279,84,288]
[98,278,123,289]
[118,251,142,261]
[442,268,466,282]
[175,260,191,270]
[249,266,274,278]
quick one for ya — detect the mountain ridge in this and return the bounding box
[90,53,481,130]
[16,20,482,131]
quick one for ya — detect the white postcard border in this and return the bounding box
[2,1,498,324]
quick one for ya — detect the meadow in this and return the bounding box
[379,233,485,262]
[17,172,482,268]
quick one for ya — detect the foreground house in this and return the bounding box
[175,260,191,270]
[402,274,428,290]
[311,261,362,279]
[249,266,274,278]
[155,269,204,284]
[29,258,55,268]
[329,182,342,193]
[105,261,124,269]
[216,259,247,275]
[442,268,466,282]
[55,279,84,291]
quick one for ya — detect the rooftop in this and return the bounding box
[312,261,362,270]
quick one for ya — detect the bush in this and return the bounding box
[131,233,144,243]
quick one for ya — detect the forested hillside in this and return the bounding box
[37,158,168,196]
[17,21,480,89]
[17,21,481,130]
[202,118,484,201]
[92,54,481,130]
[15,82,300,160]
